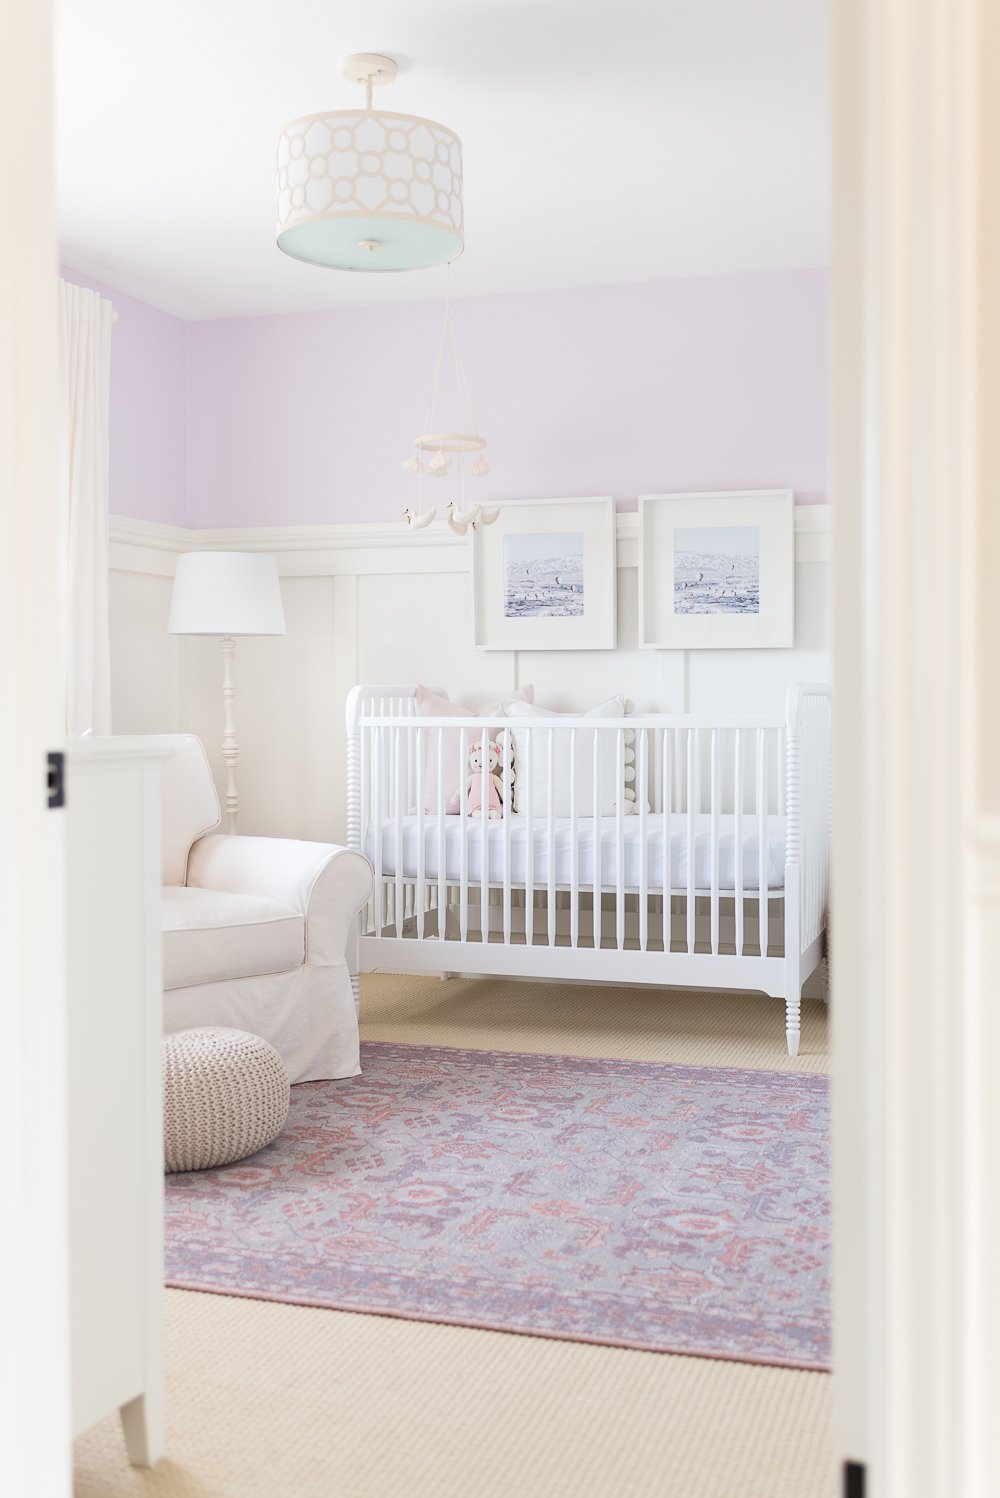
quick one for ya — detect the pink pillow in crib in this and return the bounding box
[414,684,533,814]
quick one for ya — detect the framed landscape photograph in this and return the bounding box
[472,496,616,650]
[639,490,794,649]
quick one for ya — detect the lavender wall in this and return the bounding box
[61,268,189,526]
[63,266,827,528]
[185,268,827,529]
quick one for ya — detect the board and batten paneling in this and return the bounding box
[108,510,831,845]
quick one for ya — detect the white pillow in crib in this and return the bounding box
[502,697,635,816]
[414,684,533,814]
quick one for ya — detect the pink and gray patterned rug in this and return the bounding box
[165,1042,830,1370]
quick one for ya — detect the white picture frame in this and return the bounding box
[638,489,795,650]
[472,496,617,651]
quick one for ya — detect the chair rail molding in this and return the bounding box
[109,505,832,576]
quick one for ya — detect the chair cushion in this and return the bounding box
[162,887,304,991]
[161,735,222,886]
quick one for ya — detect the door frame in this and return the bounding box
[5,1,1000,1492]
[0,1,71,1493]
[832,0,999,1492]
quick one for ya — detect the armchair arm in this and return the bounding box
[186,835,372,967]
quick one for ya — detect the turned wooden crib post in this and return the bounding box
[784,685,804,1056]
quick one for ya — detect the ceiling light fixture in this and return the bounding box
[276,53,464,273]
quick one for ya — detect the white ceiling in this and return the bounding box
[55,0,828,321]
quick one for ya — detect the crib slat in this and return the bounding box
[686,729,696,954]
[408,700,416,826]
[734,729,744,957]
[547,728,556,947]
[757,728,768,957]
[394,725,404,939]
[502,728,512,945]
[415,726,426,939]
[802,713,810,939]
[662,728,671,952]
[815,713,822,934]
[459,726,469,943]
[710,728,720,956]
[359,716,370,935]
[813,713,820,935]
[372,718,383,938]
[570,728,579,948]
[694,725,702,839]
[386,704,395,934]
[638,728,648,952]
[615,729,625,951]
[808,712,816,937]
[800,714,809,941]
[802,707,814,928]
[402,703,413,925]
[480,727,490,945]
[524,730,534,949]
[592,728,601,947]
[437,728,446,943]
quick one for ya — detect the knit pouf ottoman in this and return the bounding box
[163,1027,290,1173]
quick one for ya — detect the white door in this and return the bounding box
[832,1,1000,1494]
[0,1,72,1493]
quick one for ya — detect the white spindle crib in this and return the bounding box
[346,684,830,1055]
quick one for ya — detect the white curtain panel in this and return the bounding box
[60,279,113,736]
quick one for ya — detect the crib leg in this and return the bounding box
[784,874,802,1056]
[785,994,801,1058]
[784,950,802,1057]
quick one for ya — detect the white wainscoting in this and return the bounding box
[109,509,831,846]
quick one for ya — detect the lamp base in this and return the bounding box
[220,635,239,833]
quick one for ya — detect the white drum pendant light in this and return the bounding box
[276,53,463,273]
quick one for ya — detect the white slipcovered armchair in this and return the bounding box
[160,735,372,1083]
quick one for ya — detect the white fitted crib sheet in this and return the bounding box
[365,813,786,893]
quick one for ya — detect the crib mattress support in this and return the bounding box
[359,932,789,995]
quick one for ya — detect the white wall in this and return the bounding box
[108,509,831,844]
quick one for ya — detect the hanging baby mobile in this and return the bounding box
[401,269,498,535]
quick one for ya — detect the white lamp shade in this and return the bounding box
[276,110,463,272]
[167,552,286,636]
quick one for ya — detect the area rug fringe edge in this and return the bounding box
[350,1038,828,1085]
[165,1279,831,1373]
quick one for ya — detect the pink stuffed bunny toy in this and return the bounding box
[460,739,504,819]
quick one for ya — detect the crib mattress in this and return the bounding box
[365,813,786,893]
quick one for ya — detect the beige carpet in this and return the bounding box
[362,970,830,1071]
[74,975,833,1498]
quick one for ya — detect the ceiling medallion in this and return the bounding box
[276,53,464,273]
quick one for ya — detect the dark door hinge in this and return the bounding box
[844,1462,866,1498]
[47,750,65,810]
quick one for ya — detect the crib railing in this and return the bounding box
[346,687,830,964]
[786,683,831,954]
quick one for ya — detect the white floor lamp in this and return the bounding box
[167,551,286,832]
